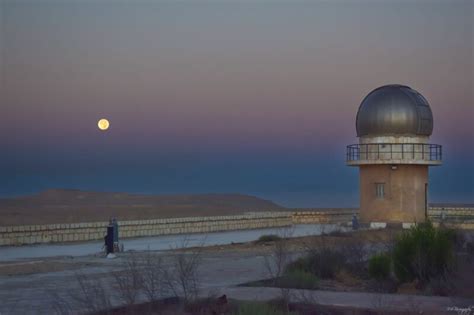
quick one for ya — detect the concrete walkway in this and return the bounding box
[0,224,345,261]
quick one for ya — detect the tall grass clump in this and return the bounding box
[285,248,347,279]
[368,253,391,280]
[277,269,319,290]
[392,221,455,283]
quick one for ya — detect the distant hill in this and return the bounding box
[0,189,286,225]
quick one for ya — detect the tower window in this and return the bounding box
[375,183,385,199]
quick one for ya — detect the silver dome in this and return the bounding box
[356,84,433,137]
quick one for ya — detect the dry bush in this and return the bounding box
[70,272,112,314]
[112,253,143,306]
[424,273,455,296]
[295,235,347,279]
[277,269,319,289]
[262,227,295,312]
[263,227,294,281]
[49,289,73,315]
[340,241,368,276]
[139,250,166,302]
[163,236,204,303]
[294,229,373,282]
[378,228,398,252]
[334,269,361,287]
[65,237,204,313]
[60,236,207,313]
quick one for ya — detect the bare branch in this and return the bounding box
[70,272,112,314]
[163,235,205,303]
[112,253,143,306]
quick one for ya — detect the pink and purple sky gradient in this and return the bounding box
[1,1,473,206]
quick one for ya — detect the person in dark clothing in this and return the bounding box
[104,224,114,254]
[352,213,359,230]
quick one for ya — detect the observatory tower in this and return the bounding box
[346,85,442,225]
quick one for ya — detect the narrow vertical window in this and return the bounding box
[375,183,385,199]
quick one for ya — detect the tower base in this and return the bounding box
[359,164,428,224]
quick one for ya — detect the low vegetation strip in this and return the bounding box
[255,234,282,243]
[244,222,474,299]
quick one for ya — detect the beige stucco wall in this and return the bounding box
[0,212,292,246]
[1,208,471,246]
[0,210,354,246]
[359,164,429,223]
[292,209,354,224]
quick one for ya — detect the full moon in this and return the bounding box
[98,119,110,131]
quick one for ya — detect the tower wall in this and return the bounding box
[359,164,428,224]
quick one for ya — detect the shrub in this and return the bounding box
[452,230,466,252]
[392,221,455,283]
[285,256,311,273]
[341,242,367,276]
[326,229,347,237]
[276,270,319,290]
[335,269,361,286]
[424,274,454,296]
[236,302,297,315]
[368,253,391,280]
[256,234,282,243]
[285,248,347,279]
[467,241,474,256]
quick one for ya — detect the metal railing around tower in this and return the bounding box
[346,143,442,163]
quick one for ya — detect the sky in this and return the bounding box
[0,0,473,207]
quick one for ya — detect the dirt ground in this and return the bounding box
[0,258,100,276]
[0,229,394,277]
[194,228,398,253]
